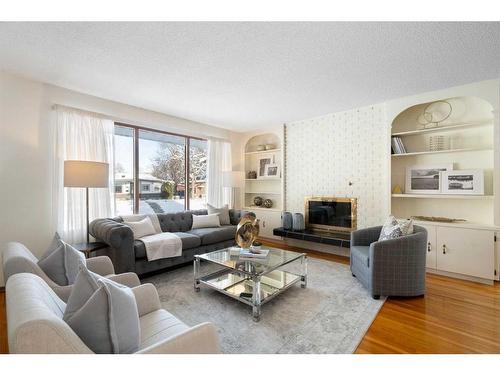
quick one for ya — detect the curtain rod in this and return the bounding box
[51,103,230,142]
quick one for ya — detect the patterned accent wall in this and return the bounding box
[285,104,389,229]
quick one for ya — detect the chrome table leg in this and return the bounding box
[252,276,262,322]
[301,254,308,288]
[194,256,200,292]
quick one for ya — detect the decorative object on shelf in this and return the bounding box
[405,164,453,194]
[411,215,466,223]
[247,170,257,179]
[258,156,273,177]
[253,196,263,206]
[257,144,265,151]
[428,135,449,151]
[417,100,453,129]
[440,169,484,195]
[263,163,280,178]
[263,199,273,208]
[392,185,403,194]
[265,144,275,150]
[282,211,293,229]
[391,136,406,154]
[235,213,260,249]
[292,213,305,231]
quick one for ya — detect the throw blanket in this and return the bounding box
[140,232,182,261]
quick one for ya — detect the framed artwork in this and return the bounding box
[440,169,484,195]
[405,164,453,194]
[258,156,272,177]
[263,163,280,178]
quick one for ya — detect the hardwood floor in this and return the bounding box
[1,241,499,354]
[261,239,500,354]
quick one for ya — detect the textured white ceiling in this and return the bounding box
[1,22,499,131]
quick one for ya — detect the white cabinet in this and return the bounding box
[436,227,495,280]
[417,222,496,282]
[255,210,282,239]
[419,224,437,269]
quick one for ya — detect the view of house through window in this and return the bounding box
[113,124,207,215]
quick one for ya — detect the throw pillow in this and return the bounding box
[207,204,231,225]
[38,233,86,286]
[399,219,414,235]
[192,213,221,229]
[378,216,404,241]
[63,267,141,354]
[123,216,157,239]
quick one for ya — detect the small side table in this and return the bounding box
[72,242,108,259]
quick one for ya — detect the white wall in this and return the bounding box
[284,104,390,229]
[0,71,233,286]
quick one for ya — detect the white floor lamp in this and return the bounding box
[64,160,109,243]
[222,171,245,209]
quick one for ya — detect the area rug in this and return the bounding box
[143,257,385,354]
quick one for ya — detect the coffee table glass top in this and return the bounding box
[196,247,304,276]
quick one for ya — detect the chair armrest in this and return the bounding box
[132,283,161,316]
[136,322,221,354]
[350,226,382,247]
[89,218,135,273]
[86,256,115,276]
[107,272,141,288]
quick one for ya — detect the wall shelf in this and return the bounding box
[245,178,281,181]
[392,194,494,200]
[391,147,492,157]
[391,120,492,137]
[245,149,281,155]
[245,191,281,195]
[244,206,282,212]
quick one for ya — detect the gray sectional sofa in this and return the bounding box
[89,209,248,276]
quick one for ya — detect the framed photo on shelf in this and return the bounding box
[258,156,273,178]
[263,163,280,178]
[405,164,453,194]
[440,169,484,195]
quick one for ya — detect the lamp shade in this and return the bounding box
[64,160,109,188]
[222,171,245,188]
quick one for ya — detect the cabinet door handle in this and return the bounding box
[442,244,446,254]
[427,242,432,252]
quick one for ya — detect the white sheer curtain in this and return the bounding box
[206,139,232,208]
[53,107,115,243]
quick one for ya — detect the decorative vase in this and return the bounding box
[263,199,273,208]
[257,144,265,151]
[282,212,293,230]
[247,170,257,179]
[292,213,305,231]
[253,196,263,206]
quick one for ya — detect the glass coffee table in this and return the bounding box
[194,247,307,321]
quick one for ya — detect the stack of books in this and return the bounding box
[391,136,407,154]
[239,249,270,259]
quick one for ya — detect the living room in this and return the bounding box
[1,1,500,372]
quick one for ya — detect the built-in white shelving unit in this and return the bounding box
[390,96,497,284]
[243,132,284,239]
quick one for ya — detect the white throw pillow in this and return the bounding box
[123,216,157,239]
[192,213,221,229]
[378,216,414,241]
[38,232,86,286]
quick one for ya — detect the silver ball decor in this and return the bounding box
[263,199,273,208]
[253,196,263,206]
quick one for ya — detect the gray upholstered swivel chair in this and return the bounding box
[350,225,427,299]
[2,242,141,301]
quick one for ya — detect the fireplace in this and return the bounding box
[304,197,357,233]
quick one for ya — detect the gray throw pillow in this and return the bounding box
[64,267,141,354]
[207,204,231,225]
[378,215,405,241]
[38,233,86,285]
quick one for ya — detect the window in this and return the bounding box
[113,123,207,214]
[114,126,135,216]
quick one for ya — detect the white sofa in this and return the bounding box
[2,242,141,301]
[6,273,221,354]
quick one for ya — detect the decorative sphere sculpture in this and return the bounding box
[263,199,273,208]
[253,196,263,206]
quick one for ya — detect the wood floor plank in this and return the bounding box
[0,290,7,354]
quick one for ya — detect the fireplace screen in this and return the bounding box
[304,197,357,232]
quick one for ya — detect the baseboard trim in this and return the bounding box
[426,268,494,285]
